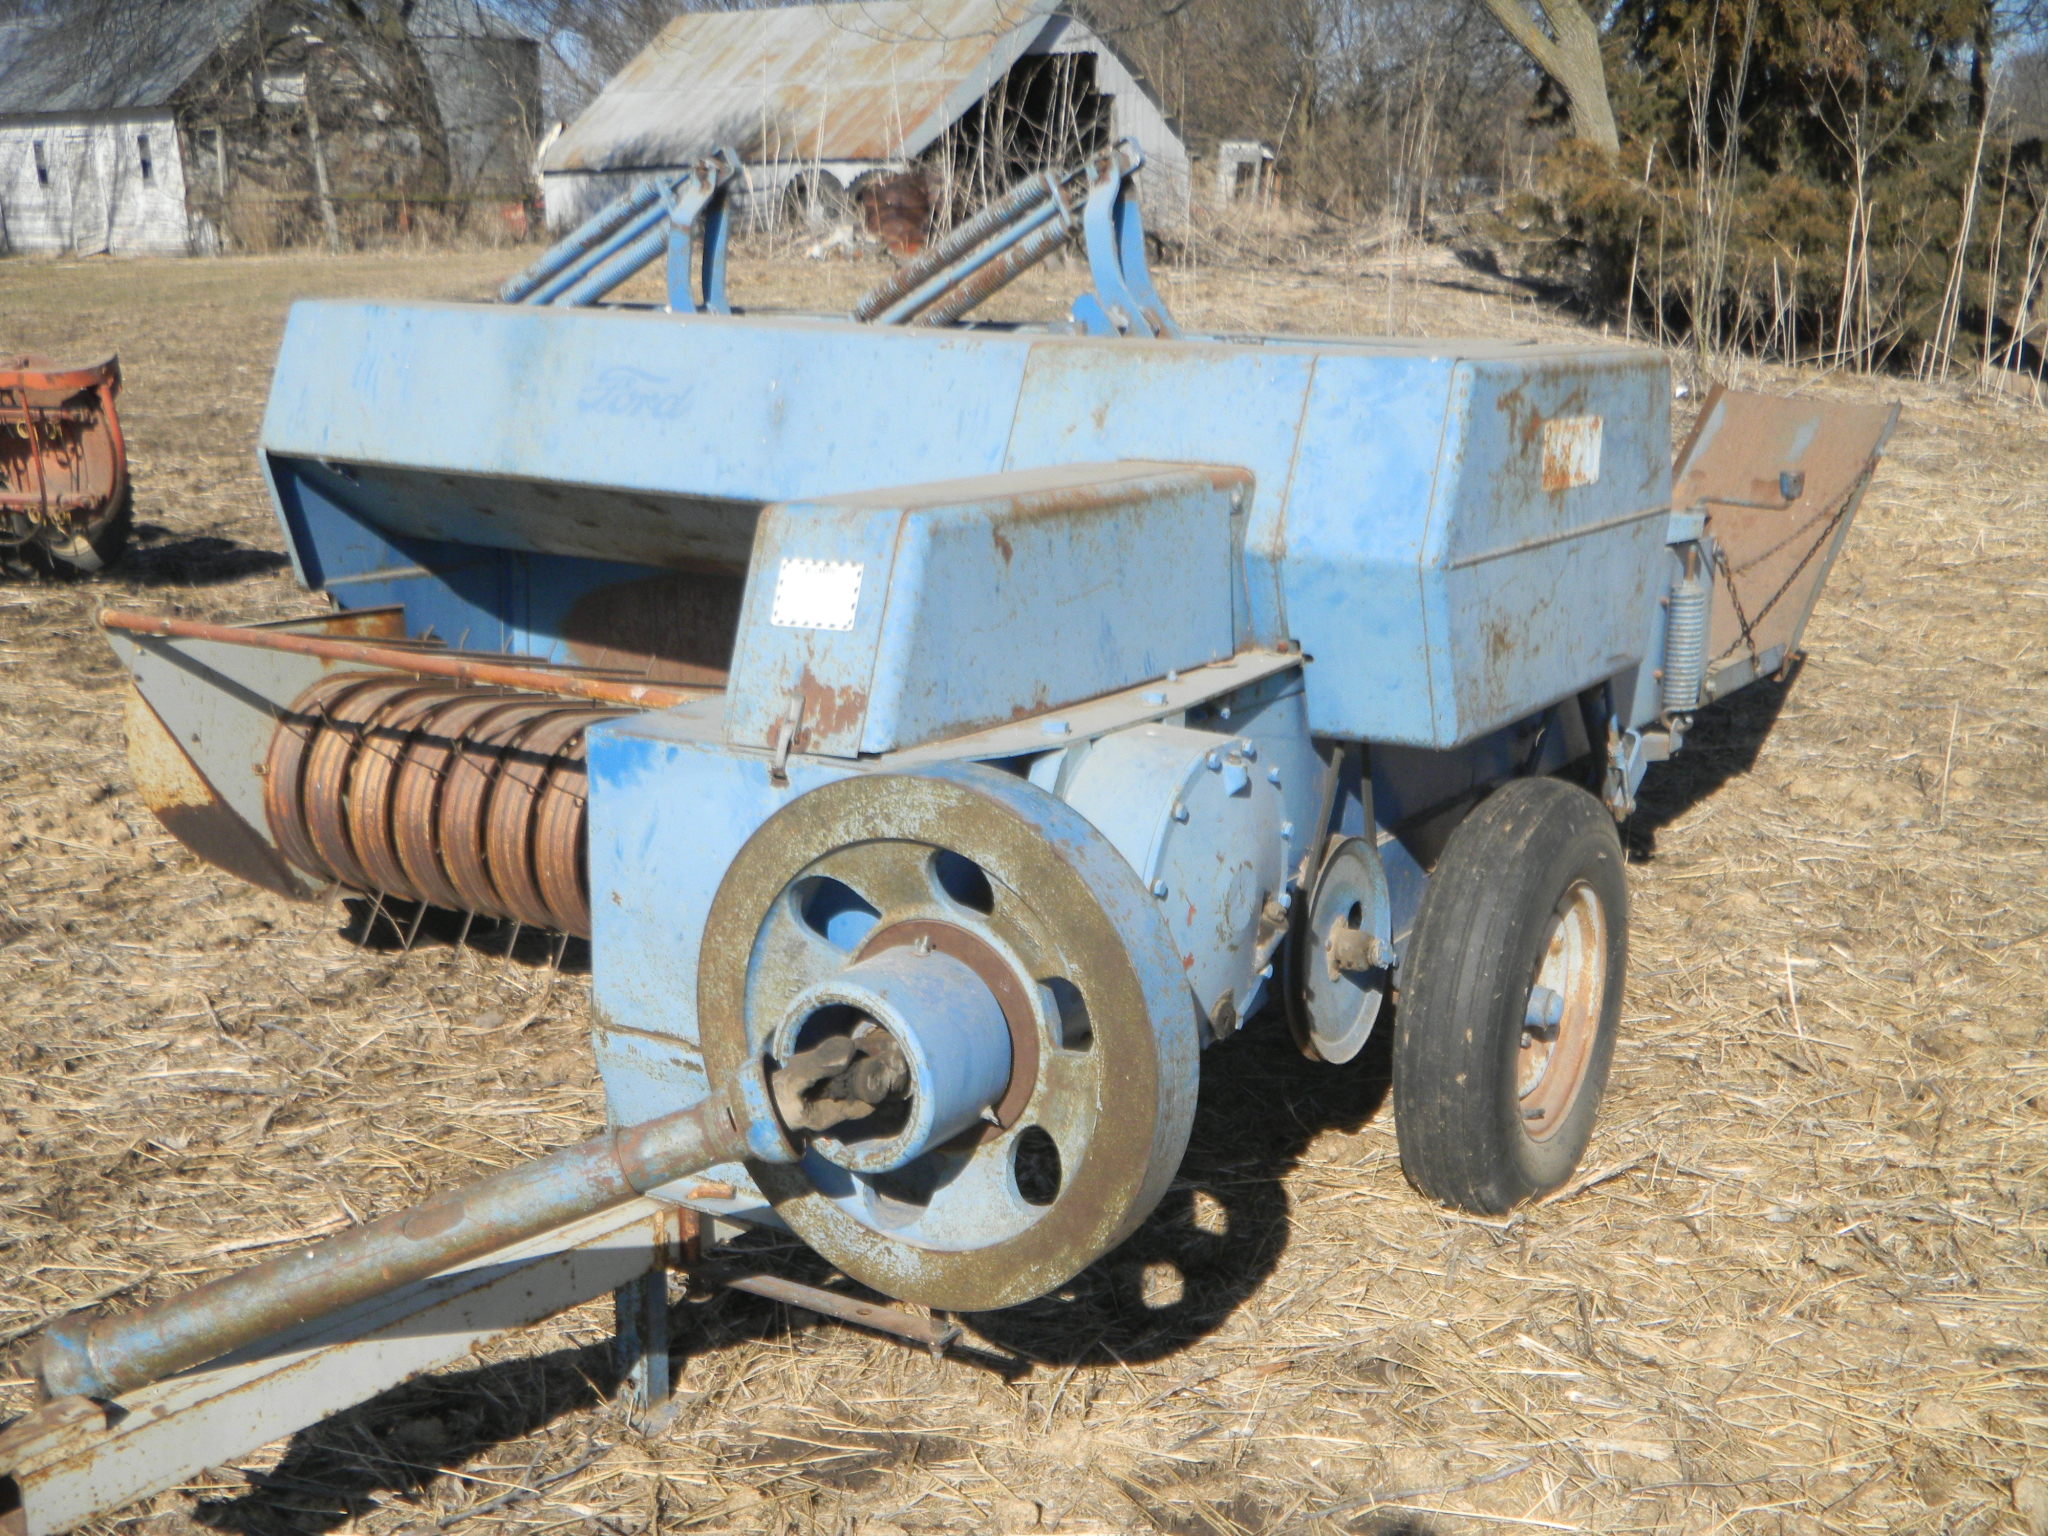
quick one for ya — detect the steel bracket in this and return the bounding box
[1664,507,1708,543]
[1602,720,1676,819]
[1073,142,1181,339]
[661,148,740,315]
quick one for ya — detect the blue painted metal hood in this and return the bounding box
[262,300,1673,748]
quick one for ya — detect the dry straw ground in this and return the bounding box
[0,238,2044,1536]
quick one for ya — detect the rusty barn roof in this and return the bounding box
[543,0,1064,175]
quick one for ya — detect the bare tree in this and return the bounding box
[319,0,456,199]
[1476,0,1618,154]
[2007,39,2048,135]
[505,0,768,122]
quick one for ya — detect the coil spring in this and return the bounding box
[1662,571,1710,717]
[263,673,624,938]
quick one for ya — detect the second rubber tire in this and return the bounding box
[1391,775,1627,1214]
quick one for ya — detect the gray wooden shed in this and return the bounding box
[540,0,1190,233]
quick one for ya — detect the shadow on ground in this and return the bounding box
[967,1015,1391,1365]
[118,524,292,586]
[1625,657,1800,860]
[192,1335,622,1533]
[340,897,593,975]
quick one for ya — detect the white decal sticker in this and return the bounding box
[1542,415,1603,490]
[770,558,863,631]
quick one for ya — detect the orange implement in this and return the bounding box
[0,352,132,574]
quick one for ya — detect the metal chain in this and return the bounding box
[1708,477,1866,666]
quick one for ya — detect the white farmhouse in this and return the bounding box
[0,4,237,255]
[0,0,538,258]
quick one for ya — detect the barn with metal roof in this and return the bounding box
[539,0,1190,235]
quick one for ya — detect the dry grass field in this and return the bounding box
[1,237,2044,1536]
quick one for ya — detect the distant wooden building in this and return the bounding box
[0,0,538,256]
[541,0,1191,235]
[1215,139,1276,206]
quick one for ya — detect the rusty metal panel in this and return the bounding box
[1673,387,1898,696]
[108,631,338,899]
[1425,355,1675,744]
[0,353,129,569]
[542,0,1058,175]
[723,496,902,759]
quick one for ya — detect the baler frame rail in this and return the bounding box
[0,1028,949,1533]
[0,1214,962,1536]
[100,609,717,709]
[504,139,1178,336]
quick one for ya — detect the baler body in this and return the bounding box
[242,301,1658,1203]
[8,151,1900,1536]
[260,302,1673,751]
[106,296,1893,1242]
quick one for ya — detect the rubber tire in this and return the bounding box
[1391,775,1627,1214]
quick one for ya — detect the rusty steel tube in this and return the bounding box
[852,170,1060,322]
[34,1092,754,1403]
[914,211,1079,328]
[99,610,716,709]
[718,1272,962,1354]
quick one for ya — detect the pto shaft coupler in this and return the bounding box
[34,1062,835,1404]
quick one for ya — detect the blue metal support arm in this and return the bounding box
[1073,143,1180,339]
[504,149,739,312]
[853,139,1177,338]
[664,147,740,315]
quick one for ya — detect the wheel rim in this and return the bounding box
[1286,836,1391,1065]
[1517,878,1606,1142]
[697,766,1199,1312]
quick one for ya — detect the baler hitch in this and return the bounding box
[21,1033,920,1406]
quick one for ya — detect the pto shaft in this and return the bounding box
[35,1091,756,1402]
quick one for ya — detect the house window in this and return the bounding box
[32,140,48,186]
[136,133,152,182]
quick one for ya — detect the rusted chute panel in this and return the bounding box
[0,353,130,573]
[1673,388,1898,696]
